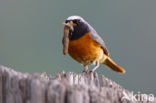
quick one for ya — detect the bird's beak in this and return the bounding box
[62,21,74,31]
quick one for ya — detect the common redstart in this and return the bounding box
[62,15,125,73]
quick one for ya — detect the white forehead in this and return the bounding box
[66,15,84,21]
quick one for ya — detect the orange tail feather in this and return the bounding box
[103,57,125,74]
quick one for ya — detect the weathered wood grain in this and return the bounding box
[0,66,155,103]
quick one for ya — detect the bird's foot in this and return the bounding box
[82,70,87,73]
[82,70,95,74]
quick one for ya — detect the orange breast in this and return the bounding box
[68,33,104,65]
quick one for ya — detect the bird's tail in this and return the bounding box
[103,56,125,74]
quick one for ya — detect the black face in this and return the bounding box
[65,19,90,40]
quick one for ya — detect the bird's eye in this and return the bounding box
[65,20,69,23]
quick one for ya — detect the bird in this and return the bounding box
[62,15,125,73]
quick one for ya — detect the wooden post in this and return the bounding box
[0,66,155,103]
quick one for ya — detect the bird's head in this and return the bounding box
[63,15,90,40]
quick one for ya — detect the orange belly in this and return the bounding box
[68,33,104,65]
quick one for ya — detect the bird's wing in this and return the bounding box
[90,32,109,56]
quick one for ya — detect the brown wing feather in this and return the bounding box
[87,23,109,56]
[90,32,109,56]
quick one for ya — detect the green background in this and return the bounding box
[0,0,156,95]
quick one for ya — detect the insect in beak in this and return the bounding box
[62,21,77,31]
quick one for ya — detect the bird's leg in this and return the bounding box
[83,65,88,72]
[92,61,100,72]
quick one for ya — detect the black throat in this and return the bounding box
[69,23,90,40]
